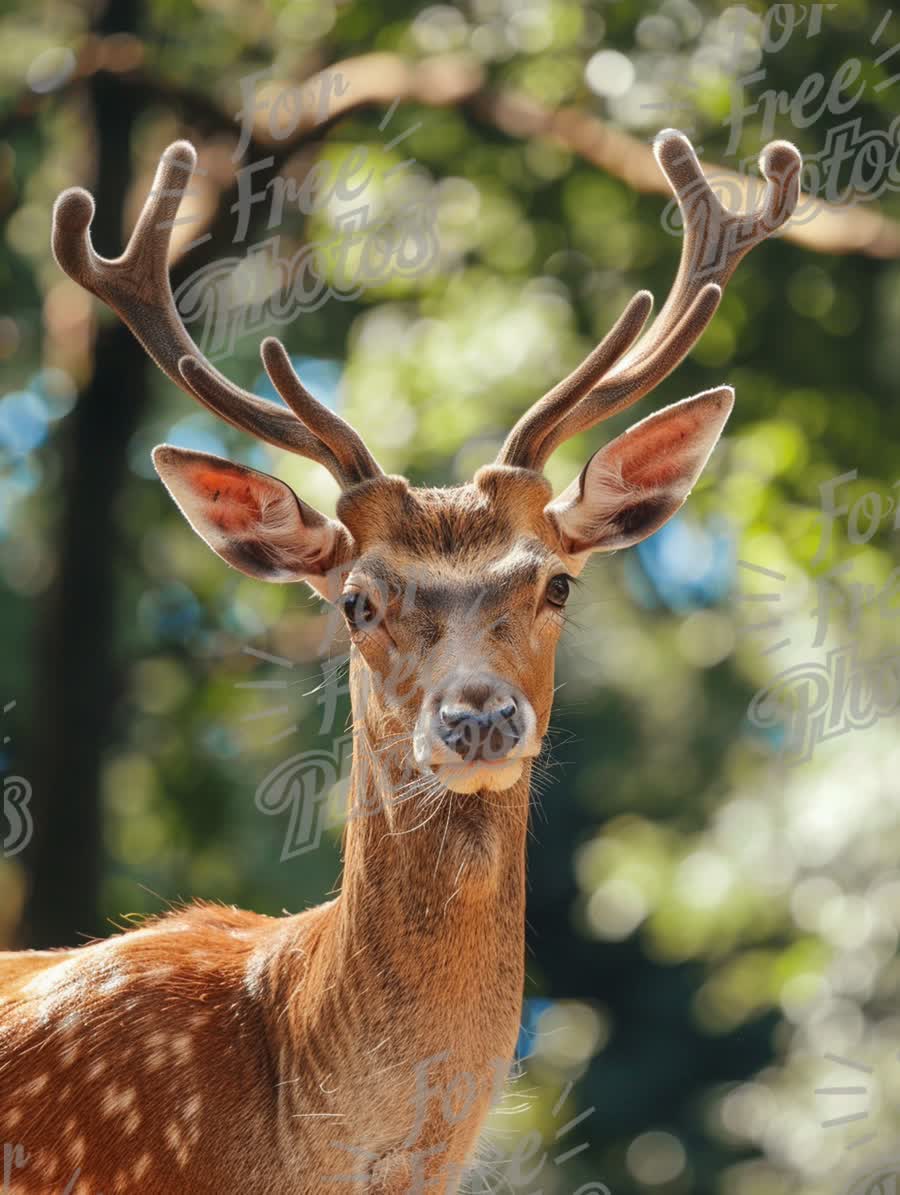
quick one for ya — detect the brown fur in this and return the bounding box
[0,469,573,1195]
[30,126,803,1193]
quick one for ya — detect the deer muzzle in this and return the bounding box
[413,674,538,793]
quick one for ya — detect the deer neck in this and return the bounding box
[263,658,529,1163]
[326,660,529,1059]
[343,739,528,924]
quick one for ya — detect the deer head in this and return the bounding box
[51,132,800,799]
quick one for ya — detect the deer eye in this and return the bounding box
[545,575,571,608]
[339,591,376,629]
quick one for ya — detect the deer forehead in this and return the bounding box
[352,538,558,611]
[335,466,557,559]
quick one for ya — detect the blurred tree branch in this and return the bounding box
[470,88,900,259]
[15,27,899,947]
[122,50,900,260]
[7,45,900,259]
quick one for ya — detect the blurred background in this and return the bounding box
[3,1,900,1192]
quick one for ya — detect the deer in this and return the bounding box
[0,128,800,1194]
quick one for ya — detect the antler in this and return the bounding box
[497,130,801,471]
[51,141,382,490]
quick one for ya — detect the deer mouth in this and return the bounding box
[431,755,533,794]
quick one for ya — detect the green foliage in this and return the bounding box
[2,2,900,1193]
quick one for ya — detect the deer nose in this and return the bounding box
[437,698,521,762]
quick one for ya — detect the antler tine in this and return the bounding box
[629,130,801,362]
[52,141,381,489]
[498,130,801,471]
[259,339,383,487]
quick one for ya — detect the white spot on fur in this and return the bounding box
[22,956,80,998]
[21,939,128,1026]
[244,948,269,999]
[20,1072,49,1098]
[164,1122,191,1168]
[101,1084,136,1118]
[97,969,128,995]
[146,1029,169,1072]
[172,1033,193,1062]
[61,1038,80,1068]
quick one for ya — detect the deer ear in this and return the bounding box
[152,446,352,592]
[546,387,734,556]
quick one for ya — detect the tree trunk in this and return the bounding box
[22,0,145,947]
